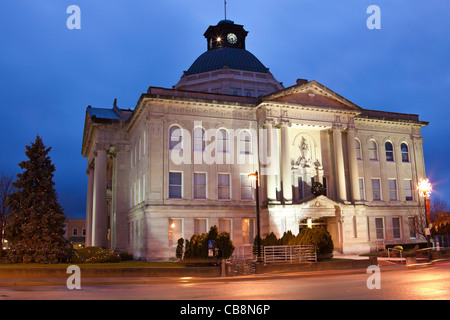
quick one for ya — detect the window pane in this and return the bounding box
[169,172,182,199]
[219,219,231,234]
[194,219,207,235]
[401,143,409,162]
[169,218,182,246]
[369,140,378,160]
[193,128,206,152]
[404,180,413,201]
[385,142,394,162]
[218,173,230,199]
[169,126,182,150]
[375,218,384,239]
[355,139,362,160]
[372,179,381,201]
[242,218,255,244]
[393,217,400,239]
[389,179,397,201]
[359,178,365,200]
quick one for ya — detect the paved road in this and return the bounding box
[1,263,449,301]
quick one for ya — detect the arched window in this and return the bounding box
[217,129,229,153]
[355,139,362,160]
[169,125,182,150]
[368,139,378,160]
[401,143,409,162]
[385,141,394,162]
[239,130,252,155]
[193,127,206,152]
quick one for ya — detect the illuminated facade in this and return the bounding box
[81,20,428,260]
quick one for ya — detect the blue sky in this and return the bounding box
[1,1,449,218]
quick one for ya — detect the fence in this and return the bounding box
[263,245,317,264]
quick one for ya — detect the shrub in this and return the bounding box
[71,247,120,263]
[215,232,234,259]
[299,227,334,255]
[176,238,184,260]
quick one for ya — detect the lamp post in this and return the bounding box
[417,178,432,258]
[248,171,262,263]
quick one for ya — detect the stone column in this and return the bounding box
[92,148,108,248]
[333,128,347,202]
[264,122,277,201]
[347,129,360,202]
[85,164,94,247]
[280,124,292,202]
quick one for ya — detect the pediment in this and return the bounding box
[263,80,362,112]
[303,195,341,210]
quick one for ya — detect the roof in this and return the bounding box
[185,47,268,76]
[88,107,122,120]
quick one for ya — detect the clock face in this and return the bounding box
[227,33,238,44]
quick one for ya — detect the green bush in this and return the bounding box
[215,232,235,259]
[71,247,121,263]
[299,227,334,255]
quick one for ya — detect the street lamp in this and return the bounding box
[417,178,432,256]
[248,171,262,263]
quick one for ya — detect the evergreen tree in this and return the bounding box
[6,135,68,263]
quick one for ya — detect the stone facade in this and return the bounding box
[81,20,429,260]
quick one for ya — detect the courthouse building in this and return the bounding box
[81,19,429,260]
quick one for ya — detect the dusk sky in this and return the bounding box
[1,1,449,219]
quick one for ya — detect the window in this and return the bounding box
[355,139,362,160]
[217,129,229,153]
[385,142,394,162]
[219,218,232,234]
[359,178,366,200]
[408,217,416,238]
[169,172,182,199]
[194,219,207,235]
[193,172,207,199]
[401,143,409,162]
[218,173,231,199]
[82,228,86,236]
[193,127,206,152]
[240,174,253,200]
[352,216,357,238]
[375,218,384,239]
[169,218,183,246]
[404,179,413,201]
[239,130,252,155]
[72,228,78,236]
[169,126,182,150]
[242,218,255,244]
[372,178,381,201]
[388,179,397,201]
[393,217,401,239]
[368,140,378,160]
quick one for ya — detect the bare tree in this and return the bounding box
[0,173,15,257]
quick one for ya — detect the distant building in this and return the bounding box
[81,19,429,260]
[64,219,86,248]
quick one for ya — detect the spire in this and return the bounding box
[224,0,227,20]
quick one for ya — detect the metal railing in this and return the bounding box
[263,245,317,264]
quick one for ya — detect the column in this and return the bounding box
[92,149,108,248]
[280,124,292,202]
[333,128,347,202]
[264,122,277,201]
[85,164,94,247]
[347,129,361,202]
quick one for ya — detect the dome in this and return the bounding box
[185,47,268,76]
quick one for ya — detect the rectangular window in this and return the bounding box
[359,178,366,200]
[372,178,381,201]
[194,219,207,235]
[240,174,253,200]
[389,179,398,201]
[219,218,232,235]
[169,172,182,199]
[72,228,78,236]
[393,217,401,239]
[242,218,255,245]
[408,217,416,238]
[218,173,231,200]
[404,179,413,201]
[193,172,207,199]
[169,218,183,246]
[375,217,384,239]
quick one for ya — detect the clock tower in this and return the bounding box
[204,19,248,50]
